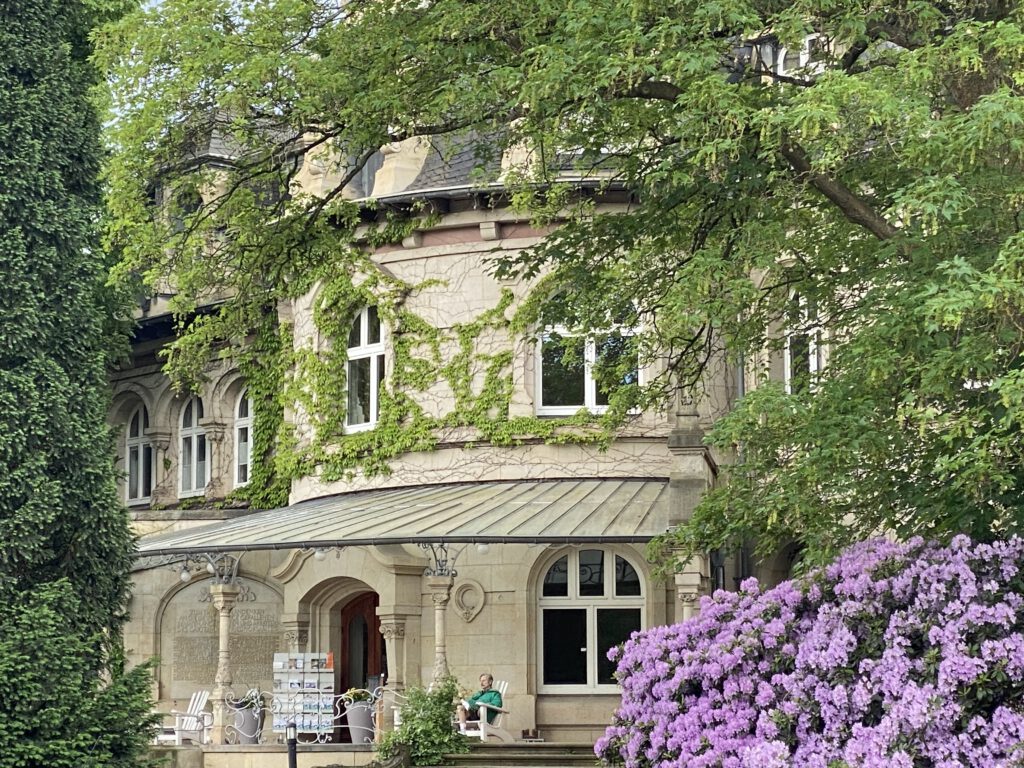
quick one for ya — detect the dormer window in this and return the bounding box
[346,306,385,431]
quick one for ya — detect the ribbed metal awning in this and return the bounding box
[135,478,673,557]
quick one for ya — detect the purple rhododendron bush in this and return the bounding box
[596,536,1024,768]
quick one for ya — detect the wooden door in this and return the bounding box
[337,593,385,742]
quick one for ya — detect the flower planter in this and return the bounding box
[232,706,262,744]
[345,701,374,744]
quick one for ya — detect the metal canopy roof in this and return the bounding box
[136,478,673,557]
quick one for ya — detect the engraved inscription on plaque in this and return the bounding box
[176,608,216,635]
[162,581,282,699]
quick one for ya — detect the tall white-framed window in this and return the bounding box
[538,548,645,692]
[234,389,253,487]
[125,405,153,505]
[536,328,639,416]
[784,293,824,393]
[179,396,207,497]
[773,34,828,77]
[346,305,385,431]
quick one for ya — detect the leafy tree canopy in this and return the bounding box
[0,0,155,763]
[99,0,1024,563]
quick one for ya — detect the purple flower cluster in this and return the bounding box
[596,536,1024,767]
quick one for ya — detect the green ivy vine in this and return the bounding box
[223,252,637,504]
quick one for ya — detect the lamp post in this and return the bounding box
[286,721,297,768]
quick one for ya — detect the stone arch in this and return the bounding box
[528,543,658,693]
[279,547,422,694]
[208,366,249,425]
[756,541,803,588]
[152,567,284,703]
[110,383,155,427]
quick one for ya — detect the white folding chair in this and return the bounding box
[462,680,513,743]
[154,690,213,745]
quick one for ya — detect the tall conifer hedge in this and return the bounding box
[0,1,155,764]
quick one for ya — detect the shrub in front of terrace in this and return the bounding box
[596,536,1024,768]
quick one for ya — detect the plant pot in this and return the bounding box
[345,701,374,744]
[232,706,261,744]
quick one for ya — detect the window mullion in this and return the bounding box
[586,605,597,687]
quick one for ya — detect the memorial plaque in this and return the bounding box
[161,580,282,699]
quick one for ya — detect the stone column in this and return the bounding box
[674,554,708,623]
[209,582,241,745]
[147,430,174,506]
[377,615,408,731]
[425,576,453,684]
[201,422,227,499]
[378,615,407,690]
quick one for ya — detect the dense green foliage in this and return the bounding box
[100,0,1024,563]
[0,1,155,763]
[378,678,470,766]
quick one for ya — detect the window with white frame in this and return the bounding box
[235,389,253,487]
[538,549,644,690]
[773,34,828,77]
[784,293,824,393]
[125,405,153,504]
[536,329,639,415]
[179,396,207,497]
[346,306,385,431]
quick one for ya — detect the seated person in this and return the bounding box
[457,673,503,728]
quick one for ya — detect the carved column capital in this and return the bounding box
[282,629,309,647]
[147,429,172,453]
[379,622,406,641]
[210,582,241,613]
[426,575,453,607]
[201,421,228,441]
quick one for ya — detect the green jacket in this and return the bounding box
[467,688,503,724]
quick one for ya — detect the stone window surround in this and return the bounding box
[534,325,640,417]
[536,546,646,694]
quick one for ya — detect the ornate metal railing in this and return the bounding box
[224,686,388,745]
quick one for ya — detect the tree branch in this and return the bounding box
[780,138,901,242]
[625,80,683,102]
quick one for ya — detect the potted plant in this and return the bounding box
[342,688,375,743]
[229,688,265,744]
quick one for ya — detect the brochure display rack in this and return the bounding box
[271,652,336,735]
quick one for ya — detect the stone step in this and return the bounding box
[441,742,598,768]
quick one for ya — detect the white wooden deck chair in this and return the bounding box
[154,690,213,745]
[461,680,512,743]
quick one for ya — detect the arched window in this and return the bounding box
[179,396,207,497]
[536,327,639,415]
[235,389,253,487]
[538,548,644,691]
[346,306,385,431]
[125,405,153,504]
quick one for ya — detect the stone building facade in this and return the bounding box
[113,135,791,745]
